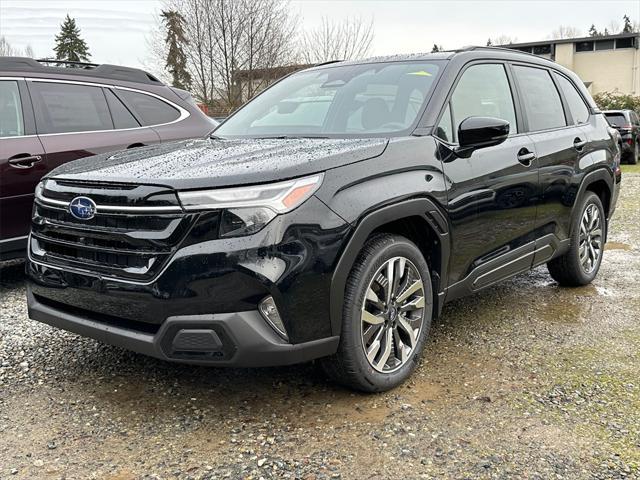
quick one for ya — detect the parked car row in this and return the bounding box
[0,57,216,260]
[603,109,640,164]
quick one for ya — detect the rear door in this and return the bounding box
[26,79,160,174]
[511,65,589,247]
[436,62,540,289]
[0,78,46,247]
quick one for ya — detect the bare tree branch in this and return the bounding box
[299,16,374,64]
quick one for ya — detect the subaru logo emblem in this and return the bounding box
[69,196,97,220]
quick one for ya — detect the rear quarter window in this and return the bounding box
[554,73,590,125]
[115,90,181,126]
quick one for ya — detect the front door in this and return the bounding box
[0,79,47,250]
[435,63,539,290]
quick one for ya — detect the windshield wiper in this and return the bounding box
[256,135,330,140]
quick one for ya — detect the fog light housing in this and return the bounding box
[258,296,288,341]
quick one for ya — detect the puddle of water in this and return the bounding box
[605,242,632,251]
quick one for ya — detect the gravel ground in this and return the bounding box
[1,171,639,480]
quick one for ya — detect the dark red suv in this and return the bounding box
[0,57,216,260]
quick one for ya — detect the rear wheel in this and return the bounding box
[547,192,605,286]
[321,234,432,392]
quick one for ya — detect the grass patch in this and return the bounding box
[621,163,640,175]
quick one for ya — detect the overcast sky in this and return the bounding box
[1,0,638,72]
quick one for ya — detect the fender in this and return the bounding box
[570,167,614,225]
[329,197,451,336]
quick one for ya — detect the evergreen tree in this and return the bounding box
[161,10,192,90]
[622,14,633,33]
[431,44,440,53]
[54,14,90,63]
[486,38,493,46]
[588,24,600,37]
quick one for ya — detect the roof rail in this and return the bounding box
[37,58,100,68]
[315,59,343,66]
[0,57,163,85]
[456,45,550,61]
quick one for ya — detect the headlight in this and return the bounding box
[178,174,323,237]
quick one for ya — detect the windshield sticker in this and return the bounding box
[407,70,432,76]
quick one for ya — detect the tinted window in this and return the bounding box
[438,63,517,143]
[576,41,594,52]
[604,113,626,127]
[105,89,140,129]
[215,61,441,137]
[595,40,614,51]
[631,112,640,125]
[533,44,552,55]
[616,37,634,49]
[116,90,180,126]
[0,80,24,137]
[31,82,113,134]
[513,66,566,131]
[555,74,590,124]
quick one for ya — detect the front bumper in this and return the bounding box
[27,288,339,366]
[26,194,352,364]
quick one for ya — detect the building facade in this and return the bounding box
[503,32,639,95]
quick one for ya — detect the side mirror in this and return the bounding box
[455,116,510,158]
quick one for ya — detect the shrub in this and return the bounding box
[592,90,640,112]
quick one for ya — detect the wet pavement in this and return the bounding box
[1,170,638,479]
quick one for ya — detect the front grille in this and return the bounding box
[30,179,198,281]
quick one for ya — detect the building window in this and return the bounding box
[616,37,635,49]
[595,39,615,50]
[515,46,533,53]
[575,41,594,52]
[533,44,552,55]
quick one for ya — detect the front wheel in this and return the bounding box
[547,192,605,286]
[321,234,433,392]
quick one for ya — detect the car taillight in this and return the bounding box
[629,138,634,145]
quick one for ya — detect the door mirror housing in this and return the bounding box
[455,116,510,158]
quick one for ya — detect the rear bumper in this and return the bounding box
[27,287,339,367]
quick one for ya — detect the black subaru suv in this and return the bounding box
[26,47,621,392]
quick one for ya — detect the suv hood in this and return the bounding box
[49,137,388,190]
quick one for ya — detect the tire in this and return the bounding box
[321,234,433,392]
[547,192,606,286]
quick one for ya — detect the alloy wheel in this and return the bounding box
[579,203,603,274]
[360,256,426,373]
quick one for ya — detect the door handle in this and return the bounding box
[517,148,536,166]
[8,155,42,169]
[573,137,587,151]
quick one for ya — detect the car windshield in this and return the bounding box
[604,113,626,127]
[214,61,443,138]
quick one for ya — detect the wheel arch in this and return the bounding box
[572,168,614,235]
[329,198,450,336]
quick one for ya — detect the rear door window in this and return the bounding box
[513,66,566,132]
[554,74,590,125]
[115,90,180,126]
[104,89,140,129]
[30,81,113,134]
[0,80,24,137]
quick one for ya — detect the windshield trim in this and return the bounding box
[209,59,449,140]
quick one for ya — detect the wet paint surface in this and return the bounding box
[49,138,389,189]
